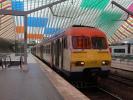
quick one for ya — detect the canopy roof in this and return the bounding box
[0,0,133,43]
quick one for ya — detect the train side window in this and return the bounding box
[49,45,51,54]
[44,46,45,53]
[48,45,50,54]
[114,49,125,53]
[59,39,62,55]
[52,42,55,55]
[47,45,49,54]
[46,45,47,54]
[45,46,46,53]
[63,37,67,49]
[63,38,65,48]
[51,42,53,55]
[47,45,48,54]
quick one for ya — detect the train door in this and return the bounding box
[51,42,54,66]
[62,36,68,70]
[61,38,64,69]
[53,41,56,66]
[40,46,43,59]
[60,37,66,69]
[55,39,60,67]
[59,38,63,69]
[128,44,131,54]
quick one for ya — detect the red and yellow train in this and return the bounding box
[31,25,111,79]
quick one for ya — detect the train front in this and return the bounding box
[69,27,112,79]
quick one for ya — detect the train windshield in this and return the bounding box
[91,37,107,49]
[72,36,91,49]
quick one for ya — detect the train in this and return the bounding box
[31,25,112,80]
[110,39,133,57]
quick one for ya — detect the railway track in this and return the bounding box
[35,56,133,99]
[97,74,133,100]
[97,87,122,100]
[110,66,133,80]
[79,73,133,100]
[81,86,122,100]
[109,73,133,87]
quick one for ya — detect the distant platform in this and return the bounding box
[111,60,133,72]
[111,60,133,80]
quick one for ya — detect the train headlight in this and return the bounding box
[101,61,110,66]
[75,61,85,66]
[102,61,106,65]
[81,61,85,65]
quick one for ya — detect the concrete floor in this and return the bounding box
[0,55,63,100]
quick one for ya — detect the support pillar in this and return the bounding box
[24,15,27,64]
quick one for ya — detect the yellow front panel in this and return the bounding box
[71,50,111,68]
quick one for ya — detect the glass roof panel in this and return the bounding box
[0,0,15,41]
[80,0,109,10]
[1,0,133,43]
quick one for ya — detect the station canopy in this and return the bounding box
[0,0,133,44]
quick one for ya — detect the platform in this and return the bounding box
[111,60,133,72]
[0,54,89,100]
[111,60,133,80]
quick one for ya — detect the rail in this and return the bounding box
[109,73,133,87]
[98,87,122,100]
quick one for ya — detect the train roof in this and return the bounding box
[121,38,133,44]
[66,26,106,36]
[41,25,106,44]
[110,38,133,46]
[71,25,95,28]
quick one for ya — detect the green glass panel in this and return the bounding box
[0,4,2,8]
[96,11,122,35]
[80,0,109,10]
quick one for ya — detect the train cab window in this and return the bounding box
[91,37,107,49]
[72,36,91,49]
